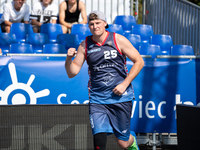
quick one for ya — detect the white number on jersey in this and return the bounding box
[104,50,117,59]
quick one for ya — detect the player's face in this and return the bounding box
[89,19,107,36]
[14,0,25,10]
[42,0,52,6]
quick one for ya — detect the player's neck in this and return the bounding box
[92,31,108,45]
[68,1,77,6]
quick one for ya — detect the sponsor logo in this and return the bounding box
[102,72,115,86]
[0,63,50,105]
[93,62,118,71]
[87,48,101,54]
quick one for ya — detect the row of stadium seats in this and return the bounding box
[9,43,67,54]
[0,32,80,54]
[1,32,194,56]
[0,15,195,56]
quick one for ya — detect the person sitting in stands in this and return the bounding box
[59,0,87,33]
[30,0,58,33]
[0,0,30,33]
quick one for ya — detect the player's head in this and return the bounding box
[40,0,53,4]
[88,10,108,29]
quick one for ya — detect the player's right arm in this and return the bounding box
[65,41,86,78]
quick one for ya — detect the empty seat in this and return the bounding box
[139,44,162,58]
[150,34,173,55]
[40,23,63,43]
[132,24,154,45]
[26,33,49,53]
[0,33,17,55]
[57,34,79,51]
[124,34,141,51]
[71,24,92,44]
[171,45,194,55]
[114,15,136,33]
[9,43,33,53]
[106,24,124,35]
[10,23,34,43]
[43,43,66,54]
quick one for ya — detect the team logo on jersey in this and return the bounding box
[87,48,101,54]
[89,44,95,49]
[102,72,115,86]
[107,41,112,46]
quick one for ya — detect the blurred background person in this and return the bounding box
[59,0,87,33]
[0,0,30,33]
[30,0,58,33]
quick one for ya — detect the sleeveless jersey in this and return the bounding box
[65,0,80,23]
[85,32,135,104]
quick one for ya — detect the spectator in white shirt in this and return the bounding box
[0,0,30,33]
[30,0,58,33]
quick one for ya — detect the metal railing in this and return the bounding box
[143,0,200,55]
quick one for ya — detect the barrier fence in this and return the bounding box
[1,54,200,148]
[0,104,121,150]
[143,0,200,55]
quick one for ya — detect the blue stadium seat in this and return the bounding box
[150,34,173,55]
[171,45,194,55]
[132,24,154,45]
[71,24,92,44]
[9,43,33,53]
[10,23,34,43]
[26,33,49,53]
[139,44,162,58]
[114,15,136,33]
[106,24,124,35]
[43,43,66,54]
[57,34,79,51]
[124,34,141,51]
[0,33,17,55]
[40,23,63,43]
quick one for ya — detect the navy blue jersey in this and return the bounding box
[85,32,134,104]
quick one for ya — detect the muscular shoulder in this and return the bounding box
[60,1,67,10]
[115,33,133,54]
[78,1,86,11]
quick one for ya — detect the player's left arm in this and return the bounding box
[113,33,144,96]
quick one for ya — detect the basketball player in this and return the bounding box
[65,10,144,150]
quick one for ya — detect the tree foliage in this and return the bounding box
[187,0,200,6]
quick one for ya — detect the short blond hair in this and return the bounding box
[40,0,53,4]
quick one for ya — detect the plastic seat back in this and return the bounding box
[40,23,63,43]
[139,44,162,58]
[10,23,34,43]
[43,43,66,54]
[114,15,136,32]
[132,24,154,45]
[150,34,173,55]
[71,24,92,44]
[57,34,79,51]
[124,34,141,51]
[0,33,17,55]
[9,43,33,53]
[26,33,49,53]
[106,24,124,35]
[171,45,194,55]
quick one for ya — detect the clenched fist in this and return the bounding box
[67,48,77,58]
